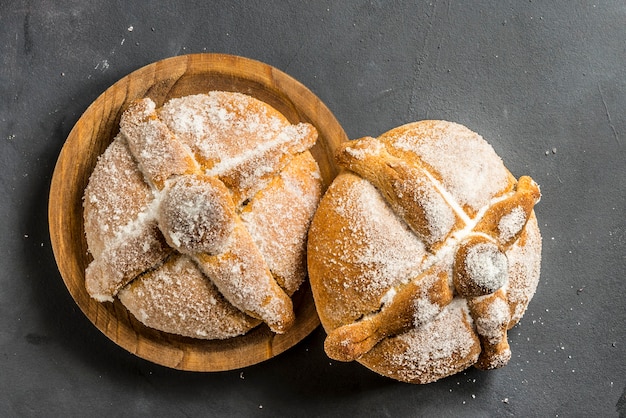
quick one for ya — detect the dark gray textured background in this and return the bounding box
[1,1,625,416]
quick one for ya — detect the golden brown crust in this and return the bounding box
[84,92,322,338]
[308,120,541,383]
[309,173,423,327]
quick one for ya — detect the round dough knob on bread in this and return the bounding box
[453,236,508,297]
[307,120,542,383]
[158,175,237,256]
[83,91,322,339]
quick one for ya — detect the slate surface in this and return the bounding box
[1,1,625,416]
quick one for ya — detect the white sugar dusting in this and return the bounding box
[159,92,288,165]
[83,136,155,256]
[498,205,527,242]
[380,287,397,306]
[390,122,510,212]
[159,92,316,205]
[118,255,259,339]
[158,177,235,255]
[464,242,508,291]
[412,296,441,327]
[333,177,427,295]
[204,123,312,177]
[120,98,198,189]
[240,154,322,294]
[414,181,457,243]
[506,217,542,323]
[474,296,509,344]
[391,300,476,381]
[343,137,384,160]
[115,194,160,245]
[194,220,294,332]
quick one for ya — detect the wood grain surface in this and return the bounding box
[48,53,347,371]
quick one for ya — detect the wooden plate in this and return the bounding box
[48,53,347,371]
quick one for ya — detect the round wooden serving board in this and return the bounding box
[48,53,347,371]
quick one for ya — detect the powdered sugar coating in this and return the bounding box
[158,176,236,255]
[83,136,172,301]
[412,291,443,327]
[159,92,288,161]
[194,222,294,333]
[395,301,475,367]
[84,221,171,302]
[158,92,317,204]
[118,255,260,339]
[120,99,197,189]
[386,121,512,213]
[473,295,510,344]
[464,241,508,293]
[240,153,322,294]
[377,300,480,383]
[498,205,527,242]
[505,213,542,324]
[83,136,155,257]
[333,176,427,298]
